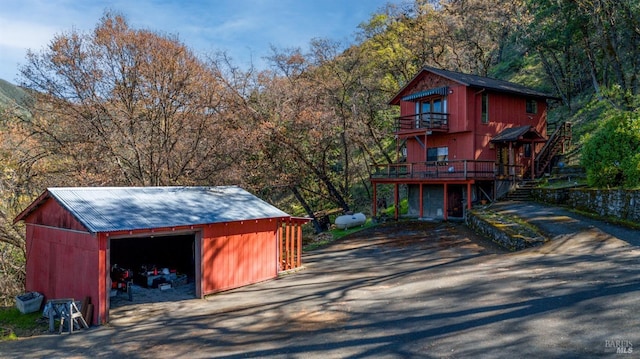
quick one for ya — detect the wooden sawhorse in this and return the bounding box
[47,299,89,334]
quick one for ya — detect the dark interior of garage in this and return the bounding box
[110,234,195,289]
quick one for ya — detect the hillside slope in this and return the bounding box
[0,79,29,110]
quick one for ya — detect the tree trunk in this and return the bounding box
[290,186,324,233]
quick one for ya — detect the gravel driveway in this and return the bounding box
[1,202,639,358]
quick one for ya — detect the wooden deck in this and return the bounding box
[395,112,450,133]
[371,160,500,182]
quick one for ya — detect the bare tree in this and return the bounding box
[18,12,243,187]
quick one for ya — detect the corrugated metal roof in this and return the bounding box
[46,186,290,233]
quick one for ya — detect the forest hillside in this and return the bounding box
[1,0,639,304]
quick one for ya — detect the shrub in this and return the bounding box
[581,110,640,188]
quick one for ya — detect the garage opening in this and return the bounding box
[109,233,197,306]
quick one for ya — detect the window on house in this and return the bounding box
[523,143,532,158]
[416,97,447,128]
[481,93,489,124]
[419,101,431,127]
[526,99,538,114]
[427,146,448,162]
[433,98,442,113]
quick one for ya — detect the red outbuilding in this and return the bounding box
[14,186,306,325]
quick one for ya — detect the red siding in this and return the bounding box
[25,197,87,231]
[396,70,549,169]
[23,200,283,325]
[406,138,424,162]
[400,100,414,117]
[97,233,108,324]
[201,219,278,295]
[472,91,547,161]
[446,84,469,133]
[472,91,546,134]
[24,217,282,324]
[25,225,100,324]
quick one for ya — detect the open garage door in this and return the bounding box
[108,233,198,307]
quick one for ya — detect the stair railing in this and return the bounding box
[535,122,572,176]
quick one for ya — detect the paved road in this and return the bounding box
[490,200,640,245]
[1,204,639,358]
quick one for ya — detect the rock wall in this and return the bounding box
[466,210,546,251]
[532,188,640,222]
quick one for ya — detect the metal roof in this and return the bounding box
[41,186,290,233]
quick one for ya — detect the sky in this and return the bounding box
[0,0,403,84]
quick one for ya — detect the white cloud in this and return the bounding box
[0,0,396,82]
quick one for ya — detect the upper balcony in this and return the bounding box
[395,111,449,134]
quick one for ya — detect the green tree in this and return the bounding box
[522,0,640,107]
[581,107,640,188]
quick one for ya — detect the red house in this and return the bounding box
[371,67,570,220]
[14,186,306,325]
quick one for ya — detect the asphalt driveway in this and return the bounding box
[1,202,639,358]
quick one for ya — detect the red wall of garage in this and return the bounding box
[201,219,279,295]
[24,198,102,324]
[22,197,283,324]
[25,197,87,231]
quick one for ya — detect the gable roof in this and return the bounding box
[390,66,559,104]
[491,125,546,143]
[14,186,290,233]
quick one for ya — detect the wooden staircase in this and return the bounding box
[533,122,572,177]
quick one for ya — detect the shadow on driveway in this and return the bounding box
[1,218,638,358]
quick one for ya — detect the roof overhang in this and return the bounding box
[13,190,51,224]
[389,66,560,105]
[14,186,293,233]
[491,125,546,143]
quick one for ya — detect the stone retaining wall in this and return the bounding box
[466,210,546,251]
[532,188,640,222]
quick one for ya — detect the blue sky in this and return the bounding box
[0,0,403,84]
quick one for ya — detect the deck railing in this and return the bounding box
[395,112,450,132]
[371,160,524,181]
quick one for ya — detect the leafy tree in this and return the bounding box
[581,105,640,188]
[18,12,244,187]
[439,0,526,75]
[0,105,38,305]
[522,0,640,108]
[254,48,353,213]
[356,6,417,86]
[248,35,401,229]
